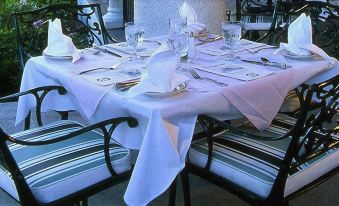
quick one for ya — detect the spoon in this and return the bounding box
[260,57,290,69]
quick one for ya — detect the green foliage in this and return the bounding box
[0,0,71,96]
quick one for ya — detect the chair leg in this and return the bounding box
[181,169,191,206]
[59,111,69,120]
[81,198,88,206]
[24,111,31,130]
[282,201,289,206]
[168,177,178,206]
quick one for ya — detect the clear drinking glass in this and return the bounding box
[125,22,144,61]
[221,21,242,61]
[168,34,188,73]
[169,17,187,35]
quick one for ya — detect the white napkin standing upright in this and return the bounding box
[276,13,338,64]
[179,2,207,35]
[126,50,188,98]
[43,18,82,63]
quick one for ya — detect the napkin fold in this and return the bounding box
[276,13,338,64]
[126,50,188,97]
[43,18,82,63]
[179,2,207,35]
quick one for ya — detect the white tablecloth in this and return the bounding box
[16,40,337,206]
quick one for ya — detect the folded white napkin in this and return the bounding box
[43,18,81,63]
[179,2,207,35]
[276,13,338,64]
[126,50,188,97]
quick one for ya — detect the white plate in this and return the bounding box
[145,82,187,98]
[107,41,161,57]
[280,50,317,60]
[43,53,73,60]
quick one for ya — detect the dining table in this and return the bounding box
[15,35,338,206]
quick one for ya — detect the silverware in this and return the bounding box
[245,46,278,54]
[93,44,123,58]
[143,39,162,45]
[114,79,140,91]
[189,69,227,87]
[240,58,290,69]
[260,57,291,69]
[195,36,223,46]
[84,48,100,55]
[78,62,122,75]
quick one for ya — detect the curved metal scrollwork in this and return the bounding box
[13,3,116,69]
[273,1,339,58]
[290,75,339,171]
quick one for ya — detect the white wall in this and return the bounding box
[134,0,237,37]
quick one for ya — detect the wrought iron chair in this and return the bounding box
[275,1,339,115]
[237,0,306,44]
[0,86,138,206]
[272,1,339,58]
[180,74,338,206]
[13,3,117,70]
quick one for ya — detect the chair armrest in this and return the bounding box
[1,117,138,176]
[0,86,67,128]
[0,86,66,103]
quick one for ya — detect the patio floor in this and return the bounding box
[0,102,338,206]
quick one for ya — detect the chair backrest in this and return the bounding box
[236,0,292,42]
[272,1,339,57]
[267,74,339,202]
[13,3,110,69]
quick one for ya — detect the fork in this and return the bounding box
[189,69,227,87]
[78,62,122,75]
[245,46,278,54]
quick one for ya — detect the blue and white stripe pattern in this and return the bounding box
[189,117,339,198]
[0,120,131,203]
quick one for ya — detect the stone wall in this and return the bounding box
[87,0,238,35]
[134,0,237,37]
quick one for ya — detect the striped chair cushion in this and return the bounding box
[189,123,339,198]
[241,15,273,31]
[241,13,299,31]
[0,120,131,203]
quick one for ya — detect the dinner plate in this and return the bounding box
[43,53,73,60]
[107,41,161,57]
[279,50,317,60]
[145,82,187,98]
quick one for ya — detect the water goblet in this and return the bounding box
[168,34,189,73]
[169,17,187,35]
[221,21,242,61]
[125,22,144,62]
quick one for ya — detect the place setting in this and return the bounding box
[42,18,82,63]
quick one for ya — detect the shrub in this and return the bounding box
[0,0,71,96]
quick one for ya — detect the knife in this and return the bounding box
[240,59,290,69]
[195,36,223,46]
[93,45,123,58]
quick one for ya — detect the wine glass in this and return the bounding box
[221,21,242,61]
[169,17,187,35]
[125,22,144,62]
[168,34,188,73]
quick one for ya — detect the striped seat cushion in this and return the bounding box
[189,124,339,198]
[241,15,273,31]
[0,120,131,203]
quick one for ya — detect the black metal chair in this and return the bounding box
[180,74,338,206]
[0,86,138,206]
[237,0,307,44]
[271,1,339,58]
[13,3,117,70]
